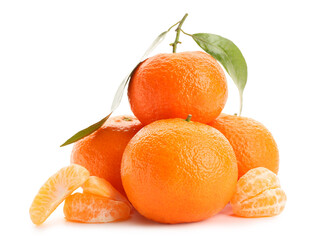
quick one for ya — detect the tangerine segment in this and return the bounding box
[29,164,90,225]
[232,188,286,217]
[231,167,280,205]
[231,167,286,218]
[82,176,132,210]
[63,193,131,223]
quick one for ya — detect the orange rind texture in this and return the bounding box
[121,118,238,223]
[63,193,131,223]
[128,51,228,125]
[208,114,279,179]
[71,115,143,196]
[230,167,286,217]
[29,164,90,225]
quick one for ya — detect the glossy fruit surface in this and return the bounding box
[231,167,286,217]
[121,118,237,223]
[209,113,279,178]
[71,115,143,195]
[29,164,90,225]
[128,51,228,125]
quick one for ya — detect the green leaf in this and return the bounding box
[141,31,168,60]
[60,114,110,147]
[110,70,135,112]
[111,30,169,112]
[60,31,168,147]
[60,66,138,147]
[192,33,247,115]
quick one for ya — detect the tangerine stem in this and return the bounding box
[123,117,132,121]
[171,13,188,53]
[167,21,181,32]
[180,29,193,37]
[185,114,192,122]
[239,89,243,116]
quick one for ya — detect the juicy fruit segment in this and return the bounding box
[82,176,132,210]
[63,193,131,223]
[234,188,286,217]
[231,167,286,217]
[29,164,90,225]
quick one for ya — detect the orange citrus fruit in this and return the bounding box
[128,51,228,125]
[29,164,90,225]
[63,192,131,223]
[82,176,132,210]
[121,117,238,224]
[231,167,286,217]
[209,113,279,178]
[71,115,143,195]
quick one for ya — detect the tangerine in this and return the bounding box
[209,113,279,178]
[128,51,228,125]
[121,117,238,223]
[71,115,143,195]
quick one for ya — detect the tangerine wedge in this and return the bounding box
[230,167,286,217]
[82,176,133,210]
[63,192,131,223]
[29,164,90,225]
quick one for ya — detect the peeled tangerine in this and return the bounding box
[63,176,132,223]
[30,165,131,225]
[230,167,286,217]
[63,193,131,223]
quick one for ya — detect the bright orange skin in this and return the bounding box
[231,167,286,217]
[128,51,228,125]
[121,118,238,224]
[63,193,131,223]
[71,115,143,195]
[209,114,279,178]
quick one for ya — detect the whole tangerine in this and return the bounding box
[128,51,228,125]
[121,117,238,224]
[209,113,279,178]
[71,115,143,195]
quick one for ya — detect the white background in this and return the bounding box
[1,0,329,239]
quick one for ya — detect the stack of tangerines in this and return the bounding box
[30,51,286,225]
